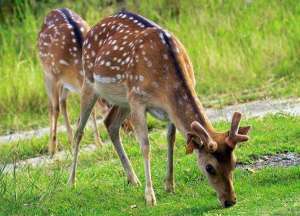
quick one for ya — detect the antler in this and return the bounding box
[226,112,250,148]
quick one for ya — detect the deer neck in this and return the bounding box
[166,85,215,138]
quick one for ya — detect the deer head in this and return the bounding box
[186,112,251,207]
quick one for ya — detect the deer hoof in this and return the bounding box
[165,181,175,193]
[145,188,157,206]
[128,175,141,187]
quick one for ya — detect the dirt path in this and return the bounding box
[0,144,99,174]
[1,98,300,144]
[1,98,300,173]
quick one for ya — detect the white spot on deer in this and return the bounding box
[139,75,144,81]
[106,61,111,67]
[147,61,152,68]
[73,47,78,51]
[91,51,96,57]
[159,32,166,44]
[125,57,131,64]
[111,40,117,45]
[80,27,84,32]
[113,45,118,50]
[163,54,168,60]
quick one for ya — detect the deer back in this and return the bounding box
[38,8,89,89]
[82,11,195,109]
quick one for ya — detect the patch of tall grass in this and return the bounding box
[0,0,299,131]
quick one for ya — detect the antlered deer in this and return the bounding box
[68,10,251,208]
[38,8,108,156]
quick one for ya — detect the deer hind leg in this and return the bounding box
[45,76,60,157]
[59,87,73,146]
[68,81,98,186]
[165,123,176,193]
[90,108,104,147]
[104,105,140,186]
[129,99,156,206]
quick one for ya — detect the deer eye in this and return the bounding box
[205,164,216,175]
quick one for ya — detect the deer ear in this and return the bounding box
[186,132,197,154]
[238,126,251,135]
[191,121,217,153]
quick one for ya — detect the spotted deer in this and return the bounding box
[68,10,251,208]
[38,8,109,156]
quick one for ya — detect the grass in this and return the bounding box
[0,0,300,132]
[1,163,300,215]
[0,114,300,215]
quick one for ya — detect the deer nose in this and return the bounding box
[224,200,236,208]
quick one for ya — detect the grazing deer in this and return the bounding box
[68,10,251,208]
[38,8,109,156]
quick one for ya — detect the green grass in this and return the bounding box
[0,0,300,132]
[0,115,300,215]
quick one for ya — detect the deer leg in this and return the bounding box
[130,101,156,206]
[165,123,176,193]
[68,81,98,186]
[104,106,140,186]
[45,76,60,157]
[60,87,73,146]
[90,108,103,146]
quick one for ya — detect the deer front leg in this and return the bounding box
[104,106,140,186]
[91,108,103,147]
[60,88,73,146]
[130,101,156,206]
[68,81,98,186]
[165,123,176,193]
